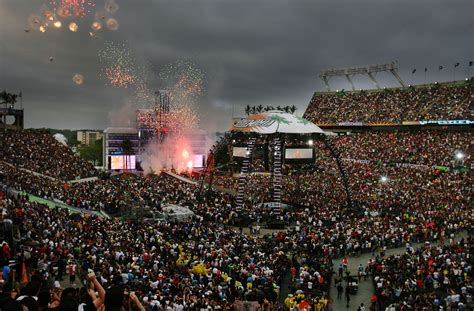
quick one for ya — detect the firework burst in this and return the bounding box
[99,41,138,88]
[151,60,205,135]
[50,0,96,18]
[104,65,136,88]
[159,60,205,101]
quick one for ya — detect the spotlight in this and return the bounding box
[308,139,313,146]
[380,176,388,183]
[455,151,465,160]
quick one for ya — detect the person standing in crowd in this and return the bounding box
[69,261,76,285]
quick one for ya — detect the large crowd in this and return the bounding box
[304,82,471,124]
[0,101,472,310]
[0,130,97,181]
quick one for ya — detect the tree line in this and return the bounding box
[244,105,297,116]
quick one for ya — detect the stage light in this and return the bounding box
[380,176,388,183]
[308,139,313,146]
[187,161,193,169]
[182,150,189,159]
[455,151,465,160]
[54,21,62,28]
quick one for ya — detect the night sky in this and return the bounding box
[0,0,472,131]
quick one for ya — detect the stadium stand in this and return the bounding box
[304,81,471,124]
[0,129,97,180]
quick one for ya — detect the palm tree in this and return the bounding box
[276,105,282,111]
[120,140,133,171]
[290,105,297,114]
[244,105,250,116]
[257,104,263,113]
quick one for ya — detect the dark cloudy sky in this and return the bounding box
[0,0,472,131]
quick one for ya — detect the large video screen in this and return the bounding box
[111,155,136,170]
[285,148,313,159]
[233,147,248,158]
[193,154,205,168]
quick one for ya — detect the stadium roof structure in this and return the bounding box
[320,61,406,91]
[230,110,327,134]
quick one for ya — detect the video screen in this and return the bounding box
[232,147,248,158]
[285,148,313,159]
[193,154,205,168]
[111,155,136,170]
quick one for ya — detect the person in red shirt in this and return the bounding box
[2,242,11,259]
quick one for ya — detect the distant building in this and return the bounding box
[77,131,103,146]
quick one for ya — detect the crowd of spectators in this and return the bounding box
[371,238,472,310]
[0,97,472,309]
[333,130,471,167]
[0,129,97,181]
[304,82,471,124]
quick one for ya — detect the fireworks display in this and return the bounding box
[50,0,96,18]
[159,60,205,101]
[91,21,102,31]
[136,60,206,136]
[68,22,78,32]
[105,0,119,14]
[72,73,84,85]
[105,18,119,31]
[104,65,136,88]
[99,41,138,88]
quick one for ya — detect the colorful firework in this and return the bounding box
[159,60,205,101]
[104,65,136,88]
[151,60,205,134]
[50,0,96,18]
[106,18,119,31]
[72,74,84,85]
[99,41,137,88]
[91,21,102,31]
[68,22,78,32]
[105,0,119,14]
[165,104,200,134]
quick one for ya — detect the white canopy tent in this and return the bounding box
[230,111,328,134]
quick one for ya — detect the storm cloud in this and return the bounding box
[0,0,472,130]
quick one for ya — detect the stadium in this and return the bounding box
[0,1,472,311]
